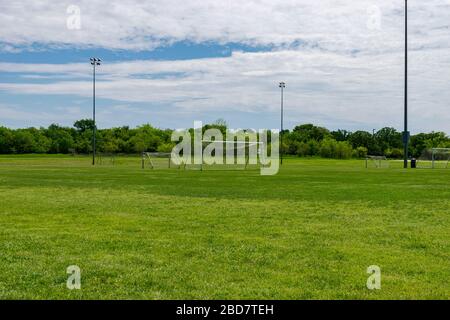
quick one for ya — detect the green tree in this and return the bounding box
[0,127,14,153]
[292,124,331,142]
[129,124,164,153]
[28,127,51,153]
[353,146,368,158]
[385,148,403,159]
[45,124,74,153]
[13,130,36,153]
[74,119,95,132]
[348,131,381,155]
[410,132,450,157]
[213,118,228,128]
[374,127,402,153]
[331,129,351,142]
[157,142,175,153]
[319,139,352,159]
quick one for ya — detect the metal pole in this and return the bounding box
[432,149,435,169]
[92,62,96,166]
[280,85,284,165]
[403,0,409,169]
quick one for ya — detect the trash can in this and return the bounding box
[411,158,417,169]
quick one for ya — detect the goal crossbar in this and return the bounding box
[417,148,450,169]
[142,152,172,169]
[365,155,389,168]
[431,148,450,169]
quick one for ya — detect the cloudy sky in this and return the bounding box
[0,0,449,133]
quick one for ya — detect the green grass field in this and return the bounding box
[0,155,448,299]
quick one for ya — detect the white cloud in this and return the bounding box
[1,1,450,132]
[1,1,449,53]
[0,103,84,126]
[1,47,450,132]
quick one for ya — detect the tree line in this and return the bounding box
[0,119,449,159]
[282,124,449,159]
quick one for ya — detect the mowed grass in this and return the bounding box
[0,155,448,300]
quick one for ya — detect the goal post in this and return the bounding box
[365,155,389,168]
[141,139,269,171]
[418,148,450,169]
[96,152,116,166]
[198,140,267,170]
[141,152,172,169]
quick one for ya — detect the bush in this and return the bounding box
[353,146,368,159]
[157,143,175,153]
[319,139,352,159]
[319,139,335,158]
[0,127,14,153]
[307,140,320,156]
[13,130,35,153]
[296,142,310,156]
[287,141,300,155]
[385,148,403,159]
[335,141,353,159]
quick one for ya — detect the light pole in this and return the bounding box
[403,0,409,168]
[279,82,285,165]
[90,58,101,166]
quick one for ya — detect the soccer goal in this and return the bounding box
[96,152,116,166]
[418,148,450,169]
[141,152,173,169]
[365,155,389,168]
[193,140,267,171]
[142,139,269,171]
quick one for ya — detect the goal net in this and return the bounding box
[141,152,173,169]
[96,152,116,166]
[365,155,389,168]
[418,148,450,169]
[142,140,268,171]
[193,140,267,171]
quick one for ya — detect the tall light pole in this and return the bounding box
[403,0,409,168]
[90,58,101,166]
[279,82,285,165]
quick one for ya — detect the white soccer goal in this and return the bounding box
[142,140,268,171]
[141,152,173,169]
[418,148,450,169]
[365,155,389,168]
[195,140,267,171]
[96,152,116,166]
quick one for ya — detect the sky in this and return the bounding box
[0,0,450,133]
